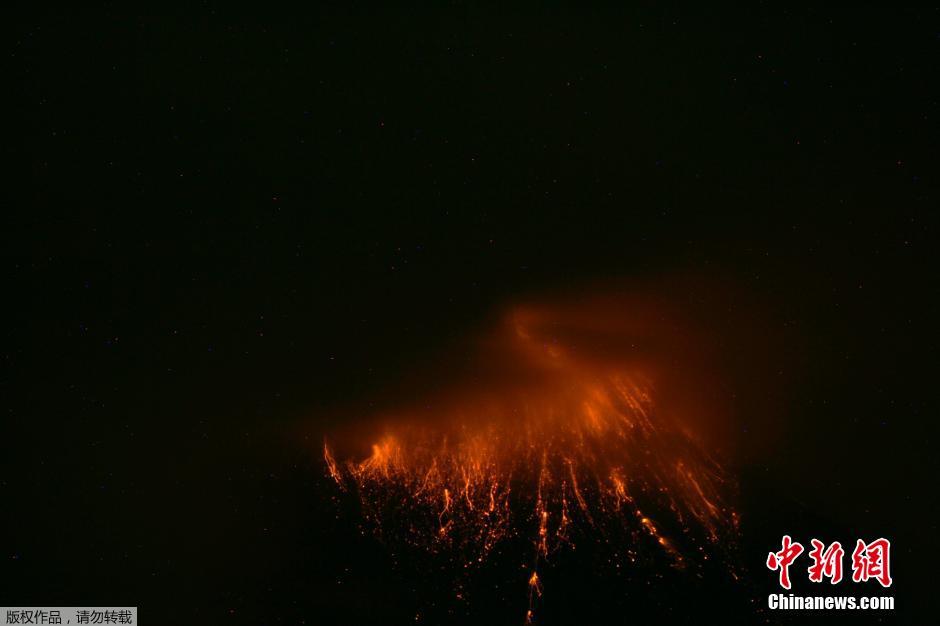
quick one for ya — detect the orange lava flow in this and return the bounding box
[324,302,739,622]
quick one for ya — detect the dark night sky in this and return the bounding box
[6,4,939,625]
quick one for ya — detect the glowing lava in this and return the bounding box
[324,300,739,622]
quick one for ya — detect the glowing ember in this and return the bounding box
[324,302,739,622]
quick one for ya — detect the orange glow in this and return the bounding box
[324,296,739,622]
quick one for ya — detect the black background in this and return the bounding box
[6,4,938,625]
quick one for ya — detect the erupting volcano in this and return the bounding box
[324,295,742,622]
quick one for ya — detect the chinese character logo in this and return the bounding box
[766,535,892,588]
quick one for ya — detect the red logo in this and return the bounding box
[766,536,892,588]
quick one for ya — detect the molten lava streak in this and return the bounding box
[324,302,739,622]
